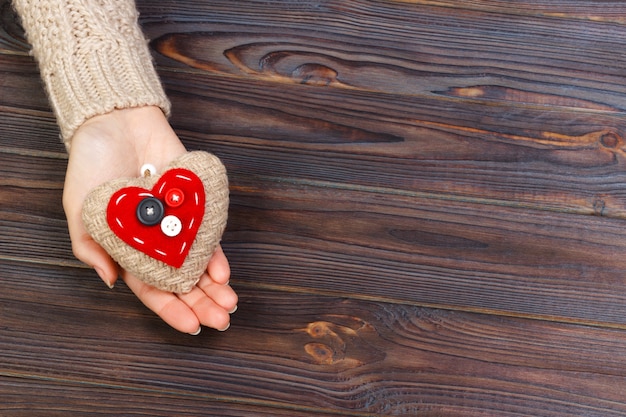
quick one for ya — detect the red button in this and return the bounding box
[164,188,184,208]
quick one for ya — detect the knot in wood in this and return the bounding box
[600,132,622,149]
[304,342,336,365]
[307,321,333,338]
[292,63,338,86]
[593,196,606,216]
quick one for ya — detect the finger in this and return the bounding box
[178,277,232,331]
[122,271,201,334]
[64,179,119,288]
[70,233,119,288]
[207,245,231,285]
[197,272,238,313]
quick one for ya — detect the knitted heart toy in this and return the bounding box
[82,151,229,294]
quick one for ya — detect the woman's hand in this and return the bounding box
[62,106,237,334]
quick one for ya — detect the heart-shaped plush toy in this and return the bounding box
[82,151,229,294]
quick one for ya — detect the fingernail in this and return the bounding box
[218,323,230,332]
[189,327,202,336]
[95,267,114,289]
[229,305,238,314]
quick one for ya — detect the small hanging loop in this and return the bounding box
[140,163,157,178]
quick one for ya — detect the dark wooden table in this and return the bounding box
[3,1,626,415]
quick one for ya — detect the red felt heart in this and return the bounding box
[106,168,205,268]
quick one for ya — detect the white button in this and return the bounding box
[160,215,182,237]
[140,163,157,177]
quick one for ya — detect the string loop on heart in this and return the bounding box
[140,163,157,178]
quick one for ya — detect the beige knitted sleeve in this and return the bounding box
[12,0,171,148]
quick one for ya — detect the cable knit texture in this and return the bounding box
[12,0,171,148]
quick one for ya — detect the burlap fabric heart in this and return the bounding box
[82,151,229,294]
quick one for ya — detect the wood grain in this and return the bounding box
[6,3,626,217]
[224,178,626,326]
[3,0,626,415]
[2,261,626,415]
[140,0,626,216]
[4,146,626,326]
[138,0,626,107]
[1,377,343,417]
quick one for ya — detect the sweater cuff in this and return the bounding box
[13,0,171,149]
[46,37,172,149]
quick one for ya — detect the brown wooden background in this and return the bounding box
[3,0,626,415]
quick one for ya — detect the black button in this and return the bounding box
[136,197,164,226]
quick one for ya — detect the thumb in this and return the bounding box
[64,178,119,289]
[71,235,119,288]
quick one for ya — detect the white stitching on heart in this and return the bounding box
[115,193,128,206]
[158,181,167,194]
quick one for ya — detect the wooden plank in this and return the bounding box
[0,377,345,417]
[0,152,71,265]
[0,151,66,184]
[5,2,626,217]
[0,56,64,153]
[224,178,626,326]
[372,1,626,22]
[160,66,626,220]
[3,148,626,326]
[6,53,626,220]
[133,0,626,218]
[2,260,626,416]
[135,0,626,107]
[3,1,626,416]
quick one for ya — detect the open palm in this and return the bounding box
[62,106,237,334]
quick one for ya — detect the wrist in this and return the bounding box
[69,106,186,179]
